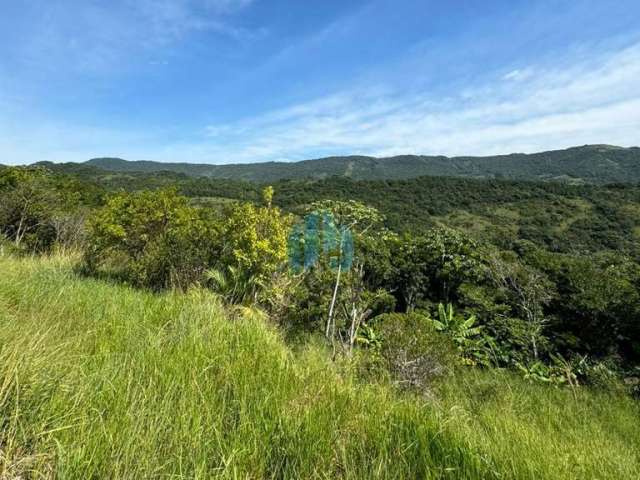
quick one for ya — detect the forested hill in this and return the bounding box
[79,144,640,184]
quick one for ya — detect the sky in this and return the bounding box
[1,0,640,165]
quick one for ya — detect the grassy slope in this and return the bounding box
[0,255,638,479]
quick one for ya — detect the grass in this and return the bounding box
[0,254,638,479]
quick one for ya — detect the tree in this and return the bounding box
[84,189,219,289]
[530,249,640,362]
[389,229,483,311]
[212,187,292,302]
[486,252,554,360]
[0,167,61,252]
[304,201,386,344]
[286,201,394,349]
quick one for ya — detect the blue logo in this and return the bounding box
[288,210,354,273]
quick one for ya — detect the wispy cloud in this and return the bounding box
[1,3,639,166]
[502,68,534,82]
[191,41,640,163]
[2,39,639,166]
[13,0,258,75]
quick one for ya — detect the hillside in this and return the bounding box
[3,164,640,478]
[21,162,640,257]
[81,145,640,184]
[1,254,638,478]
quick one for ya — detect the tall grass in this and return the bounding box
[0,254,638,479]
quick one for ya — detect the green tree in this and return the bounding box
[211,187,292,302]
[84,189,219,289]
[530,249,640,362]
[0,167,61,252]
[390,228,483,311]
[304,201,390,345]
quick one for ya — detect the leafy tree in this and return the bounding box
[0,167,62,252]
[84,189,219,289]
[285,201,395,347]
[389,229,484,311]
[306,199,384,235]
[211,187,292,302]
[304,201,390,343]
[529,249,640,362]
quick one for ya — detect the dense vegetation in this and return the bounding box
[35,144,640,184]
[34,159,640,255]
[1,163,639,478]
[1,255,637,478]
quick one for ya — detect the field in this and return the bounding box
[1,253,638,479]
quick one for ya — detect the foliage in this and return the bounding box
[388,229,484,311]
[372,312,457,390]
[4,163,640,385]
[84,189,219,289]
[215,188,292,301]
[47,157,640,256]
[0,167,65,252]
[431,303,490,366]
[306,199,384,235]
[528,249,640,362]
[285,201,395,349]
[485,252,554,361]
[2,255,639,478]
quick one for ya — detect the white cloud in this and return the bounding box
[2,33,639,165]
[502,68,534,82]
[188,41,640,163]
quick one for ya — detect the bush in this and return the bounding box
[0,167,61,253]
[206,188,292,303]
[84,189,220,289]
[372,312,456,391]
[219,193,291,283]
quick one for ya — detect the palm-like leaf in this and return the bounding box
[431,319,446,331]
[205,268,227,290]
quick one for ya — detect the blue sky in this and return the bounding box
[1,0,639,165]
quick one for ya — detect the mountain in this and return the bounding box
[77,145,640,184]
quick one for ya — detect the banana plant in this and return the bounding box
[433,303,482,341]
[432,303,485,363]
[356,324,382,350]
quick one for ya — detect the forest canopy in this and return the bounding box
[2,164,639,388]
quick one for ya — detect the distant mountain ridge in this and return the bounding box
[65,145,640,184]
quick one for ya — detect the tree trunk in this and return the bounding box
[326,263,342,338]
[14,214,26,247]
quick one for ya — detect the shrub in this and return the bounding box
[208,188,292,303]
[219,193,291,286]
[0,167,61,252]
[372,312,456,391]
[84,189,220,289]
